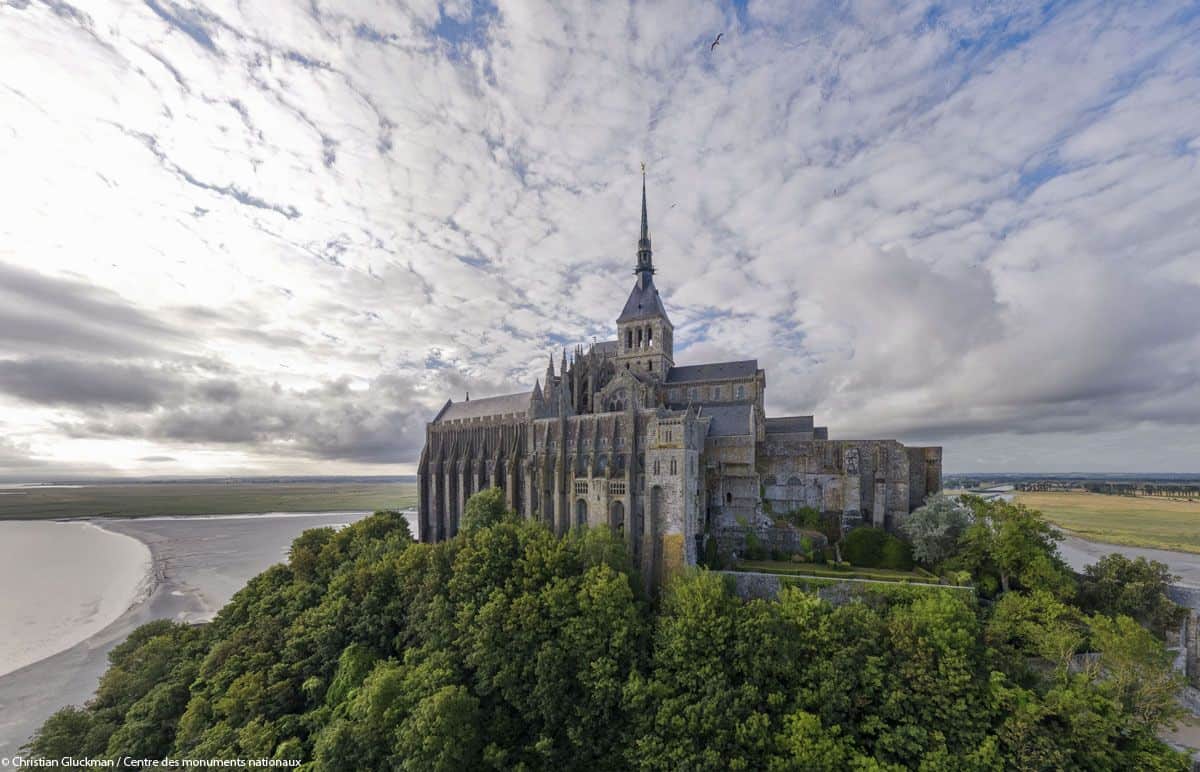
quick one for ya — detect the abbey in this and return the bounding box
[417,176,942,588]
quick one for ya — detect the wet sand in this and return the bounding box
[1058,533,1200,588]
[0,511,388,754]
[0,522,151,678]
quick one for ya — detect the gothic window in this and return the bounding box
[654,459,660,475]
[626,329,632,349]
[670,458,677,475]
[648,360,653,372]
[736,384,745,400]
[647,326,653,346]
[636,328,643,347]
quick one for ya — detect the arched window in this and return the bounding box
[636,328,643,347]
[575,498,588,528]
[670,458,677,475]
[610,499,625,532]
[626,329,632,349]
[647,327,653,346]
[653,459,660,475]
[736,384,745,400]
[725,491,733,505]
[648,360,653,372]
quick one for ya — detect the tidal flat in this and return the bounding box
[0,479,417,520]
[0,510,417,755]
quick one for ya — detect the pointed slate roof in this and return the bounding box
[618,167,671,324]
[617,279,671,323]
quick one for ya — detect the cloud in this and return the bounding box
[62,371,434,464]
[0,358,178,408]
[0,0,1198,475]
[0,263,182,357]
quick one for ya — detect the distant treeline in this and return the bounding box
[1006,481,1200,497]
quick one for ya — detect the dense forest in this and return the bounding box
[27,490,1191,770]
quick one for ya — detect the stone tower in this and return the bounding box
[615,170,674,377]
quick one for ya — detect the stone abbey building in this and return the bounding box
[417,176,941,587]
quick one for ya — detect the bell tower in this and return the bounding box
[616,167,673,378]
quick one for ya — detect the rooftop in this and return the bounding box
[617,277,671,324]
[700,404,755,437]
[766,416,815,434]
[666,359,759,383]
[435,391,531,423]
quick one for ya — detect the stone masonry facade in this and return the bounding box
[417,174,942,590]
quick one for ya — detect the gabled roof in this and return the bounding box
[766,416,814,434]
[666,359,758,383]
[700,403,755,437]
[435,391,531,423]
[617,277,670,324]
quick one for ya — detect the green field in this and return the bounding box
[0,480,418,520]
[1014,491,1200,554]
[735,560,934,584]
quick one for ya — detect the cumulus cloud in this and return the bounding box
[0,0,1198,476]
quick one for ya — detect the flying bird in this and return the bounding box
[710,33,723,51]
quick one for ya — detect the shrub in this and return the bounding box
[879,538,914,571]
[842,527,889,567]
[784,506,822,529]
[843,527,914,570]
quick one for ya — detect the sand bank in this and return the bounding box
[0,521,152,678]
[0,511,389,754]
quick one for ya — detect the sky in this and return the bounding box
[0,0,1198,479]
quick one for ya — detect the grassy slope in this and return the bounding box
[735,560,931,583]
[1014,491,1200,554]
[0,481,418,520]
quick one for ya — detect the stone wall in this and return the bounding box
[713,525,827,558]
[1168,586,1200,689]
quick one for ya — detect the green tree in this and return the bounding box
[900,493,971,567]
[956,497,1074,597]
[1084,614,1185,732]
[1077,554,1187,638]
[460,486,515,532]
[25,493,1190,771]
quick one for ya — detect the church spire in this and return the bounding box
[636,163,654,288]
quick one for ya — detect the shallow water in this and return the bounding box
[0,521,151,677]
[0,511,416,753]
